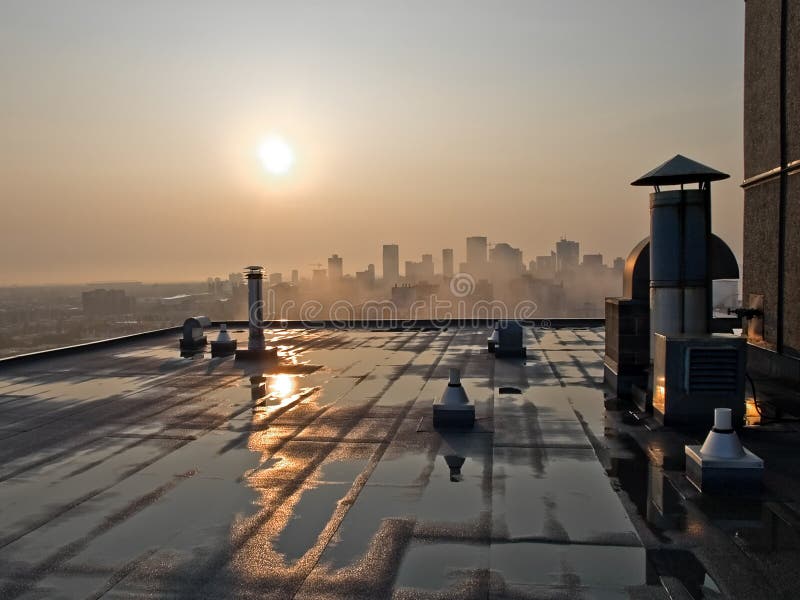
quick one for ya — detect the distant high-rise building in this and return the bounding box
[356,263,376,287]
[442,248,454,278]
[312,269,327,285]
[269,272,283,286]
[612,257,625,271]
[328,254,343,281]
[466,236,488,273]
[421,254,434,280]
[383,244,400,284]
[228,272,244,289]
[405,260,415,280]
[582,254,603,268]
[489,243,524,280]
[406,254,435,282]
[536,253,557,278]
[207,277,224,296]
[291,269,299,284]
[556,237,580,272]
[391,284,417,313]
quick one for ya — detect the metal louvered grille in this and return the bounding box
[685,347,740,393]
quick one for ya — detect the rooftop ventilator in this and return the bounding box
[685,408,763,492]
[433,368,475,428]
[630,155,746,428]
[179,316,211,351]
[210,323,237,357]
[235,266,278,361]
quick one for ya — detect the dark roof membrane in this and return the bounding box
[631,154,730,186]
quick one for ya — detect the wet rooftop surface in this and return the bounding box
[0,326,799,599]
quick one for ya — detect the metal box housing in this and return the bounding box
[652,333,745,428]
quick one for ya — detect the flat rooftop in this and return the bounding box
[2,325,798,599]
[0,325,650,599]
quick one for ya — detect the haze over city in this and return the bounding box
[3,2,800,599]
[0,0,745,285]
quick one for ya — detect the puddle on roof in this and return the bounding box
[366,445,436,486]
[273,481,352,562]
[317,484,419,571]
[266,452,372,563]
[609,435,687,537]
[647,549,723,600]
[491,541,646,593]
[611,432,800,597]
[14,376,148,403]
[493,446,638,544]
[564,384,609,440]
[412,434,490,524]
[114,347,183,360]
[694,495,800,553]
[394,541,488,591]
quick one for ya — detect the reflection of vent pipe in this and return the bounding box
[245,266,266,351]
[631,155,730,358]
[444,455,466,482]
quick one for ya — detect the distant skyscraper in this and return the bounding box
[466,236,488,276]
[421,254,434,281]
[582,254,603,268]
[442,248,454,278]
[466,236,487,265]
[406,254,435,282]
[555,237,580,272]
[356,263,376,287]
[312,269,327,285]
[328,254,343,280]
[490,242,524,281]
[269,272,283,286]
[535,253,557,278]
[291,269,299,284]
[383,244,399,284]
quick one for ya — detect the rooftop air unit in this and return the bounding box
[652,333,745,427]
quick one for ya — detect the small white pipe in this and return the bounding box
[714,408,732,430]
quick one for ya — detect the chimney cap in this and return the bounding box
[631,154,730,187]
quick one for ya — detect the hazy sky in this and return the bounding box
[1,1,745,285]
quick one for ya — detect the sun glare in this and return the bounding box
[258,135,295,176]
[270,374,295,398]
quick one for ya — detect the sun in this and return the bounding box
[258,135,295,176]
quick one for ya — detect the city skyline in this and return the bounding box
[0,1,745,285]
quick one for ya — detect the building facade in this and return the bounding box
[327,254,343,281]
[382,244,400,284]
[742,0,800,380]
[442,248,454,278]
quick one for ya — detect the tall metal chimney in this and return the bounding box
[245,265,265,351]
[631,155,730,358]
